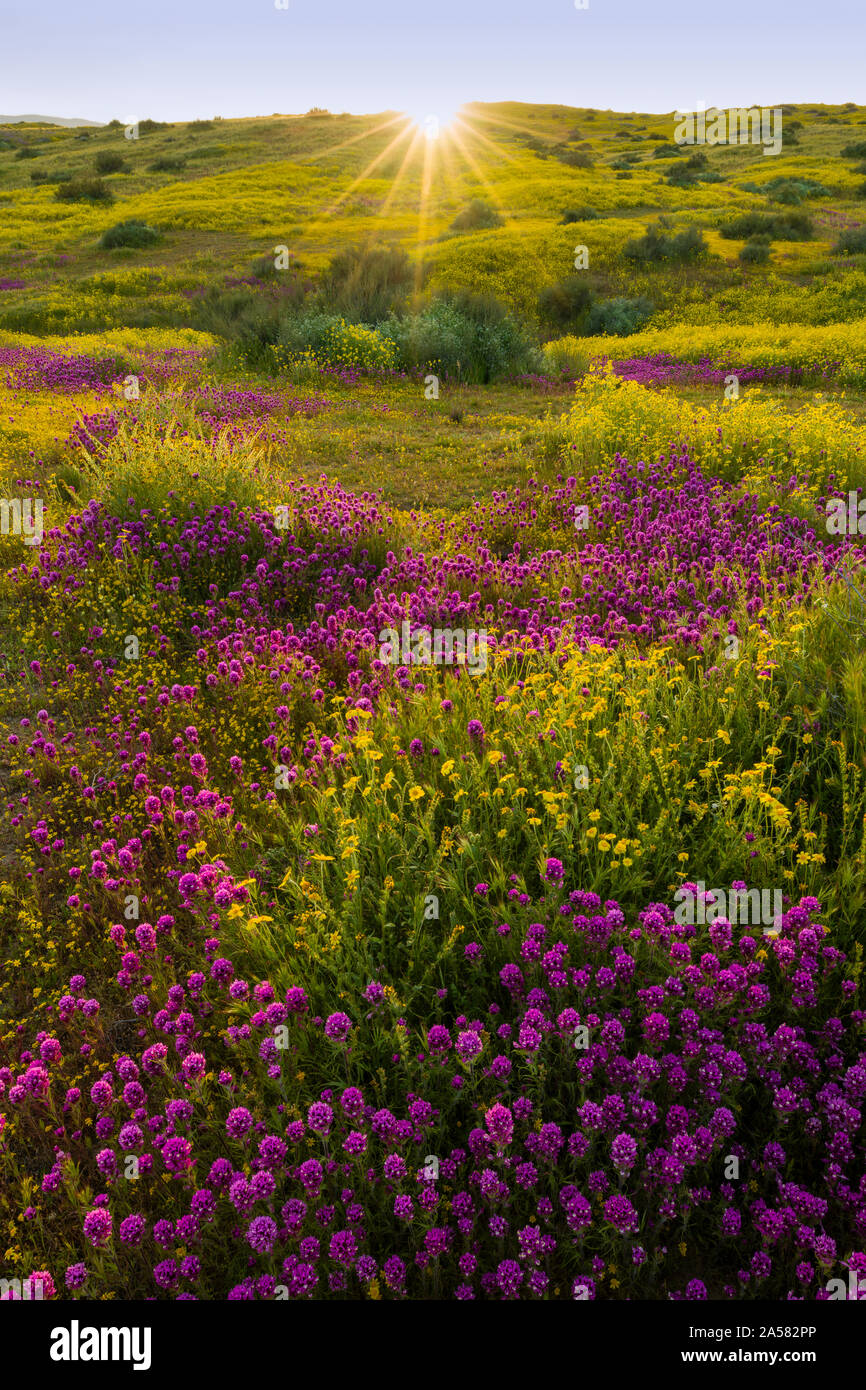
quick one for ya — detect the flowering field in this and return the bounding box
[2,100,866,1308]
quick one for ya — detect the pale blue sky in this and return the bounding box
[1,0,862,123]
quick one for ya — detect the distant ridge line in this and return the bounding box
[0,114,105,127]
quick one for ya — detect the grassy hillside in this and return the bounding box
[2,102,866,335]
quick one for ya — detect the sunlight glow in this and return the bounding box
[405,108,458,140]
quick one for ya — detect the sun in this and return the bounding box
[404,107,459,140]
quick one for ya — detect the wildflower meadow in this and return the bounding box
[1,8,865,1361]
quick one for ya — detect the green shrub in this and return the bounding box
[94,151,127,174]
[665,166,699,188]
[739,239,771,263]
[195,293,285,360]
[317,243,413,323]
[555,148,594,168]
[381,293,541,382]
[149,156,186,172]
[13,147,37,160]
[54,177,114,203]
[763,177,830,204]
[623,223,706,264]
[187,120,214,131]
[835,226,866,254]
[560,206,600,223]
[841,141,866,158]
[99,220,162,249]
[448,199,503,233]
[652,143,683,159]
[138,119,169,134]
[29,168,75,184]
[537,275,595,331]
[719,210,814,241]
[586,295,654,335]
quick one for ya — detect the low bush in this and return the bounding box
[537,276,595,331]
[719,210,814,241]
[94,151,127,175]
[316,244,413,323]
[448,200,503,233]
[835,226,866,254]
[554,148,594,168]
[54,178,114,204]
[99,220,162,250]
[586,295,654,335]
[381,293,542,382]
[739,239,771,263]
[623,224,706,265]
[29,169,75,184]
[560,207,600,223]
